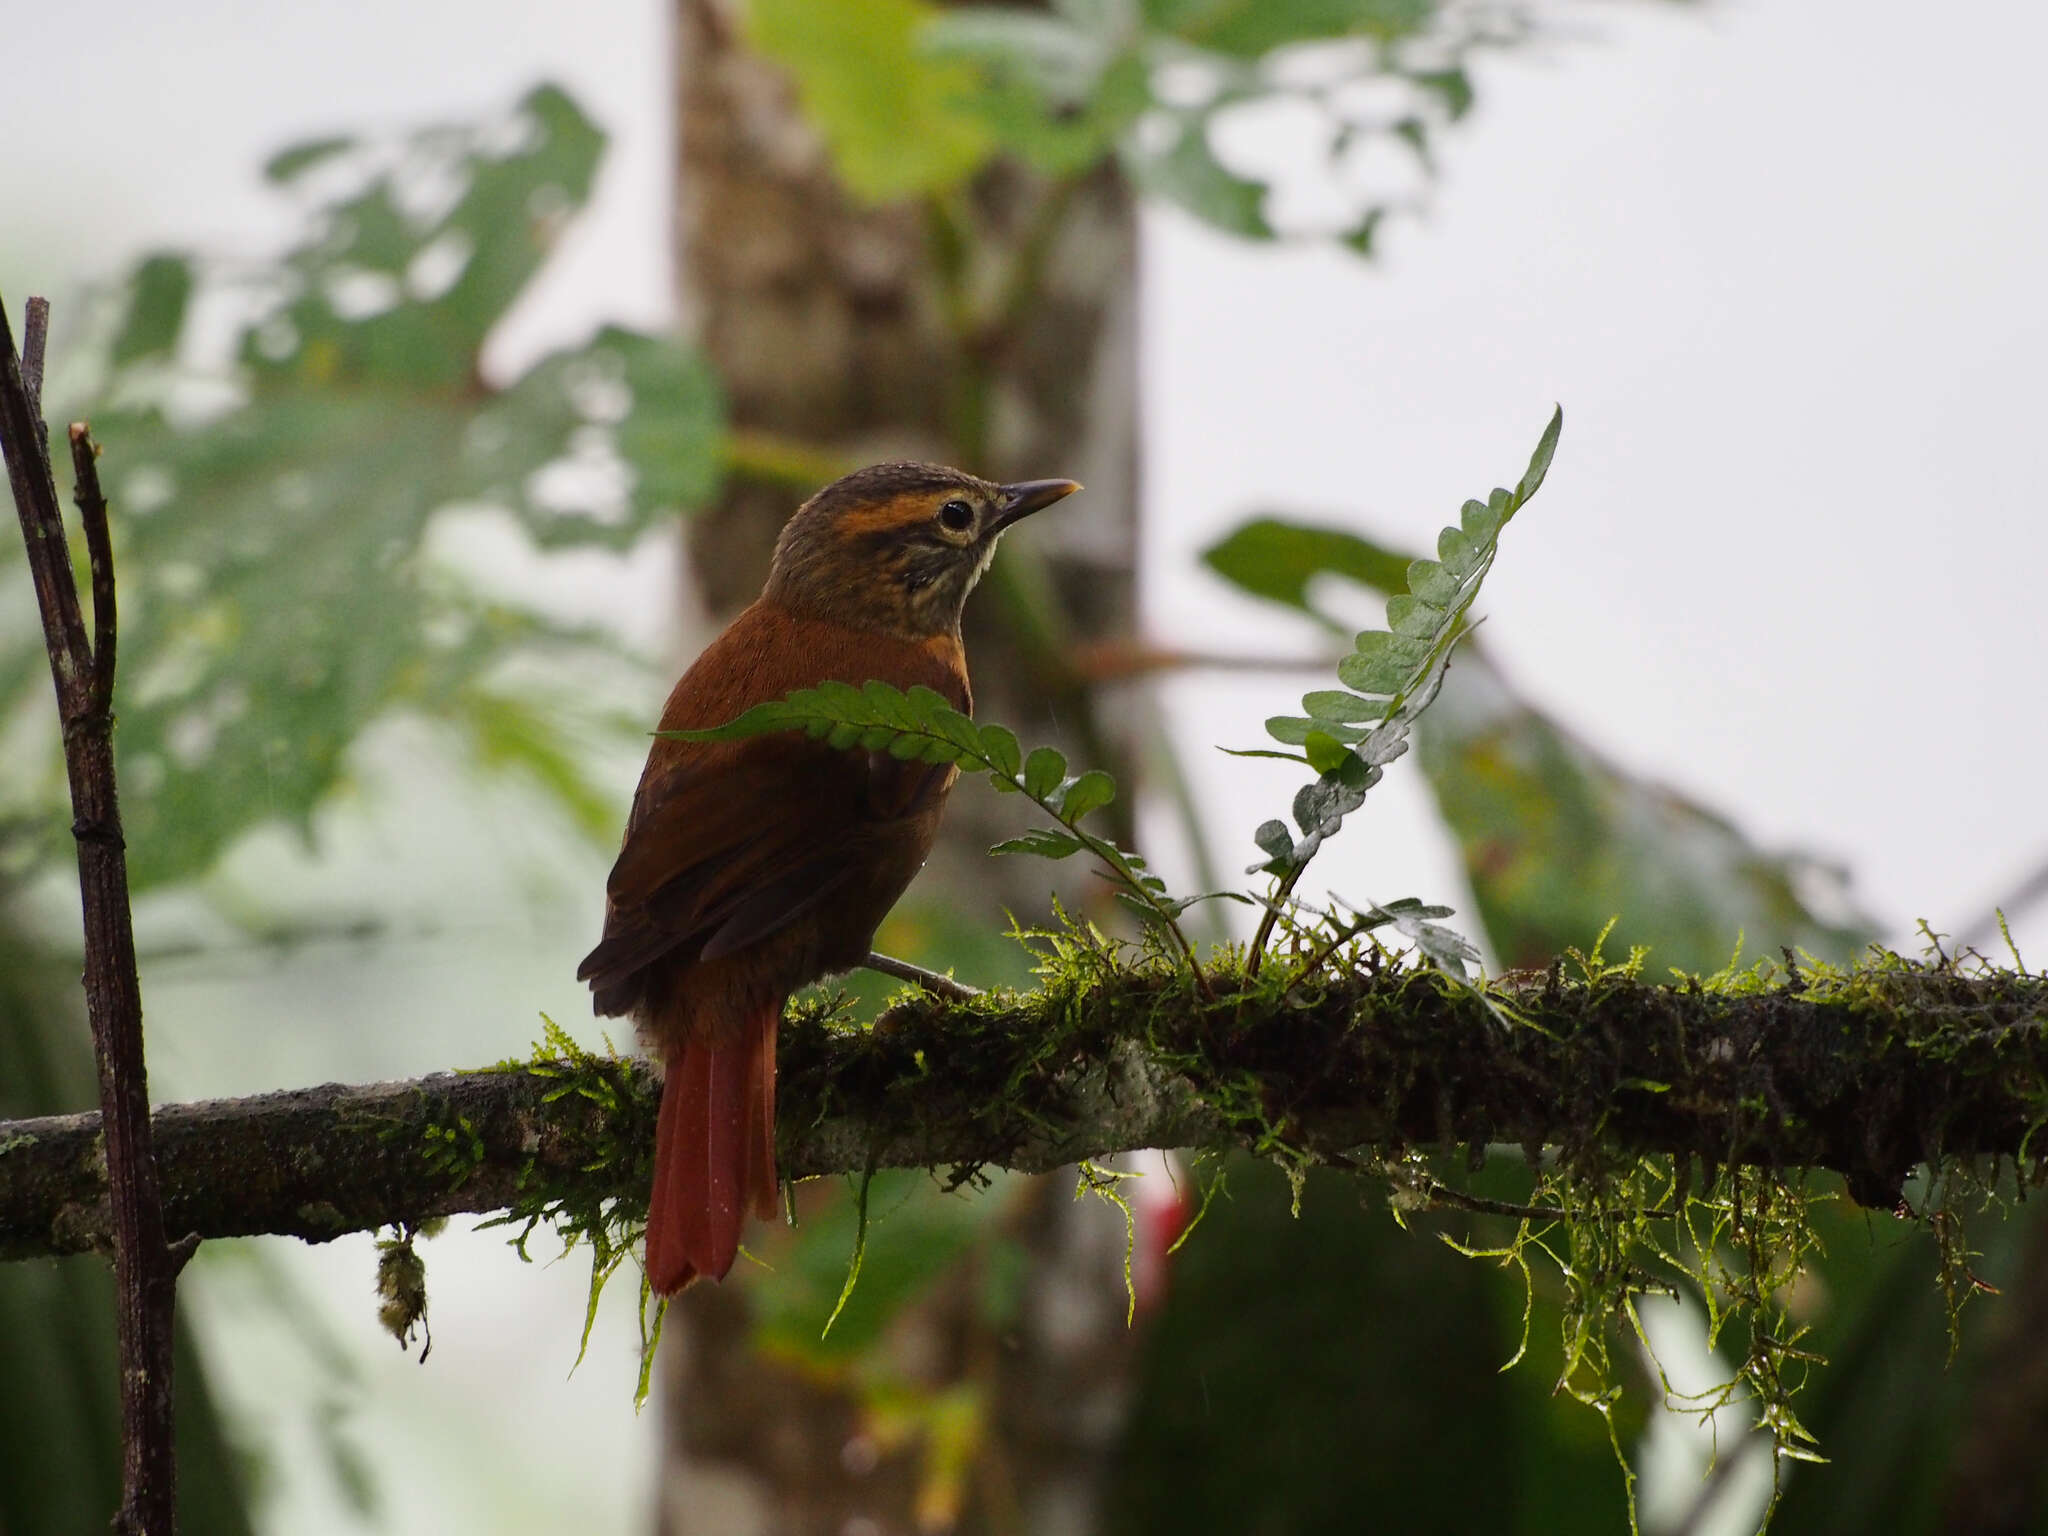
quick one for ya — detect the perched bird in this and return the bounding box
[578,462,1080,1294]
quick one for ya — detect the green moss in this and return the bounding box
[417,1115,484,1189]
[375,1230,430,1358]
[474,1016,667,1402]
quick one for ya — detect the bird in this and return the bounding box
[577,461,1081,1294]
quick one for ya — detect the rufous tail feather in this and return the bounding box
[645,1001,782,1294]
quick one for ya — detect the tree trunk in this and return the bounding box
[660,2,1143,1530]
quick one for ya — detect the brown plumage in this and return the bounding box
[578,462,1080,1293]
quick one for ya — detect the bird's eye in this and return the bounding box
[937,499,975,534]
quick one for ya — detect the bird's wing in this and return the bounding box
[580,737,952,1003]
[577,608,967,1008]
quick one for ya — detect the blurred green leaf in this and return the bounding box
[263,135,355,184]
[1201,516,1414,627]
[1414,67,1475,120]
[470,324,723,550]
[1141,0,1438,56]
[927,14,1144,175]
[1,84,725,889]
[1341,207,1386,256]
[445,682,637,844]
[1129,115,1272,238]
[1416,651,1876,972]
[247,85,603,391]
[748,0,995,201]
[110,256,193,367]
[749,1171,1000,1360]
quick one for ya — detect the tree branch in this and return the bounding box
[4,959,2044,1263]
[2,293,177,1535]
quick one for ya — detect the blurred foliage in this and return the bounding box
[1106,1158,1636,1536]
[0,84,722,891]
[750,0,1534,246]
[748,0,1001,200]
[1201,514,1413,611]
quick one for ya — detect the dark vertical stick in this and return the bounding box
[21,295,50,405]
[2,292,181,1534]
[75,426,118,713]
[1,302,88,667]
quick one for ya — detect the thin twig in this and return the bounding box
[1157,905,1215,1000]
[1245,864,1309,980]
[1,303,89,672]
[21,296,49,410]
[1144,720,1232,943]
[1,291,179,1536]
[21,298,52,477]
[863,950,982,1002]
[1291,930,1352,984]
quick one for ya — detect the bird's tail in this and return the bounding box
[645,999,781,1294]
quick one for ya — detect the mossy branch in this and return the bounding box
[3,946,2045,1264]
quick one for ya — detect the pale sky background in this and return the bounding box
[3,0,2045,1532]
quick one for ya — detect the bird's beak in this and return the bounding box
[992,477,1082,532]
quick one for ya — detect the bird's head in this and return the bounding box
[763,462,1081,638]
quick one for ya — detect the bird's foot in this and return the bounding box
[862,950,980,1003]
